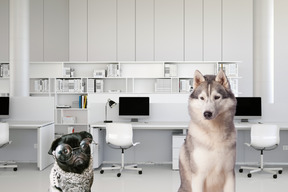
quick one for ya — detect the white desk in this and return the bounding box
[90,121,288,169]
[91,121,288,130]
[8,121,54,171]
[91,121,188,130]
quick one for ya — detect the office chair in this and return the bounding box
[0,122,18,171]
[100,123,142,177]
[239,124,282,179]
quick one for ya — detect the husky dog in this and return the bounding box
[178,70,237,192]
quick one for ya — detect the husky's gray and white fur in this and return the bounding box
[178,70,237,192]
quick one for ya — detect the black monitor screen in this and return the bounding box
[235,97,262,117]
[0,97,9,116]
[119,97,150,116]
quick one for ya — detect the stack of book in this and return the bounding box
[107,64,119,77]
[56,79,82,92]
[164,64,177,77]
[179,79,192,93]
[218,63,238,77]
[87,79,104,93]
[34,79,49,92]
[0,63,9,77]
[79,95,87,109]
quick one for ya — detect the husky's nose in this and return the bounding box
[204,111,213,119]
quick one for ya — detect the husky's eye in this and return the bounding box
[214,96,220,100]
[200,96,205,100]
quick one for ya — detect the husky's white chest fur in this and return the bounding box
[189,120,236,174]
[178,70,237,192]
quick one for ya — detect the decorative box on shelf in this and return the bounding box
[62,116,76,124]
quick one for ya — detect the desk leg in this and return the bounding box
[37,124,55,170]
[91,128,104,169]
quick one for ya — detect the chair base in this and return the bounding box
[239,150,283,179]
[0,161,18,171]
[100,163,142,177]
[100,149,142,177]
[239,166,282,179]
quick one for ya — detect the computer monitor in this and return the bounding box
[0,96,9,119]
[119,97,150,122]
[235,97,262,122]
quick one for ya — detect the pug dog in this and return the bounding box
[48,131,94,192]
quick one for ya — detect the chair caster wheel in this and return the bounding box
[278,170,282,174]
[117,173,121,177]
[247,173,252,178]
[239,169,243,173]
[138,170,142,175]
[13,168,17,171]
[273,174,277,179]
[100,170,104,174]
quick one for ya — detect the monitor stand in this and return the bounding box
[131,118,139,122]
[240,119,249,123]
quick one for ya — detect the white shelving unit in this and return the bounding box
[0,61,240,135]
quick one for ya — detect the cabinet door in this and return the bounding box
[203,0,221,61]
[30,0,44,61]
[117,0,135,61]
[185,0,203,61]
[155,0,184,61]
[69,0,88,61]
[44,0,69,61]
[88,0,117,61]
[0,0,9,61]
[135,0,154,61]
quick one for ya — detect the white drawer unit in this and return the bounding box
[172,134,186,170]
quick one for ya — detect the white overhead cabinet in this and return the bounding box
[0,0,9,61]
[184,0,203,61]
[88,0,117,61]
[43,0,69,61]
[154,0,184,61]
[30,0,44,62]
[203,0,222,61]
[69,0,88,61]
[135,0,154,61]
[117,0,136,61]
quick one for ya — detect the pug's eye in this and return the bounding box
[62,148,70,155]
[80,140,90,151]
[55,144,72,162]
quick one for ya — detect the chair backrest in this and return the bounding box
[105,123,133,148]
[250,124,279,148]
[0,122,9,146]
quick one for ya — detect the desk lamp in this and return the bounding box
[104,99,117,123]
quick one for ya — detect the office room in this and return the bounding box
[0,0,288,191]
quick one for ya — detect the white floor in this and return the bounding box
[0,163,287,192]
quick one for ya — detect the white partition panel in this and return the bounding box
[9,97,54,121]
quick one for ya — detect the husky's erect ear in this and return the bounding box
[215,69,230,90]
[193,70,205,89]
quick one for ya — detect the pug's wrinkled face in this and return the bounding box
[48,131,93,174]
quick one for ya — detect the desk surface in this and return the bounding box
[91,121,288,130]
[7,121,54,129]
[90,121,188,130]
